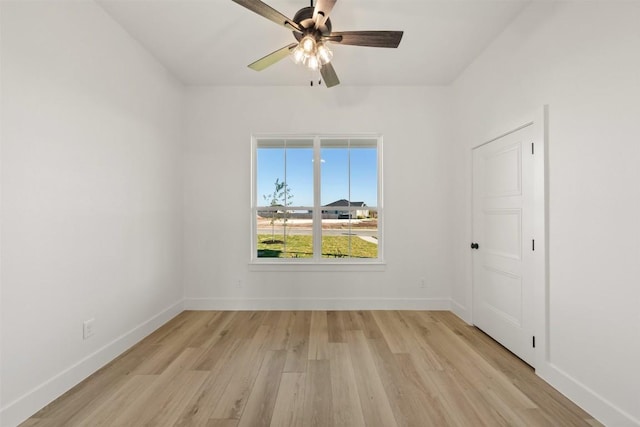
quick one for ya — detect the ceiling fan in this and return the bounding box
[231,0,404,88]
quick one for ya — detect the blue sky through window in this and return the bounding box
[257,145,377,207]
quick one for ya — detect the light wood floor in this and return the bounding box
[24,311,600,426]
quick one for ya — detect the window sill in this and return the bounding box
[248,261,386,272]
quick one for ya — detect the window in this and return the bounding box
[252,135,382,263]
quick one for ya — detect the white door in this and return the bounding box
[472,125,535,366]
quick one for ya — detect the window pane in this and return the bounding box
[350,209,378,259]
[257,139,313,208]
[321,209,378,259]
[321,143,349,206]
[350,146,378,207]
[285,147,313,207]
[257,210,314,258]
[321,139,378,208]
[257,146,284,207]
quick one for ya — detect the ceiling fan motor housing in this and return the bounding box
[292,6,332,41]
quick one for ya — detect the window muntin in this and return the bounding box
[253,135,382,263]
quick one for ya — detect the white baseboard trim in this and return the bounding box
[537,362,640,427]
[450,299,471,324]
[184,297,452,311]
[0,299,184,427]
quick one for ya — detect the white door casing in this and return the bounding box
[472,124,536,366]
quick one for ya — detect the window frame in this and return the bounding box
[251,133,384,266]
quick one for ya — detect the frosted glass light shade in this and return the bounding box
[317,43,333,65]
[291,46,305,64]
[301,36,316,54]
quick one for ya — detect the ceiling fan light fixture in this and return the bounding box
[292,34,332,71]
[301,35,316,54]
[291,45,305,64]
[305,54,320,71]
[316,42,333,65]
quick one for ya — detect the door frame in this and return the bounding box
[470,105,548,371]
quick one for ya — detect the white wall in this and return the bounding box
[451,2,640,425]
[0,2,184,425]
[183,86,454,310]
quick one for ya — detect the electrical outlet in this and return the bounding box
[83,318,95,340]
[420,278,426,289]
[237,279,243,289]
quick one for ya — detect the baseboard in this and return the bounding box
[184,297,452,311]
[450,299,471,324]
[537,362,640,427]
[0,299,184,427]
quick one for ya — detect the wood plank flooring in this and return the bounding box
[24,311,601,426]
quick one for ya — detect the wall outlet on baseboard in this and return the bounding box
[420,278,426,288]
[83,318,95,340]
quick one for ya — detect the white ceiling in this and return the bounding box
[97,0,530,87]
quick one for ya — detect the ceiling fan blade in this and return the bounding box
[326,31,404,48]
[232,0,302,32]
[313,0,337,30]
[320,62,340,88]
[248,43,297,71]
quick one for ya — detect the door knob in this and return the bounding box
[470,243,479,249]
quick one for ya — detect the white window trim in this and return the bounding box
[250,133,385,267]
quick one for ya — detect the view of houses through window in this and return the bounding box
[253,136,381,261]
